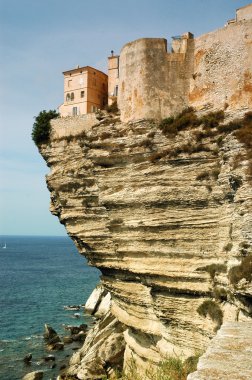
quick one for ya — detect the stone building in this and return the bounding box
[58,66,108,117]
[108,51,120,106]
[59,3,252,120]
[116,3,252,121]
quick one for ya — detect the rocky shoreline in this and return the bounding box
[21,291,103,380]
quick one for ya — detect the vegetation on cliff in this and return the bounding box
[197,300,223,331]
[104,355,199,380]
[229,255,252,286]
[39,107,251,379]
[32,110,59,145]
[157,108,252,183]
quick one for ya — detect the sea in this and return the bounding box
[0,235,101,380]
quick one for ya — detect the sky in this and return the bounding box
[0,0,250,236]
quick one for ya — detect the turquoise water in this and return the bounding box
[0,235,100,380]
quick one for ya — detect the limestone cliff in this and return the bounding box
[39,109,252,379]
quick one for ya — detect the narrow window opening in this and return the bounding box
[72,107,78,116]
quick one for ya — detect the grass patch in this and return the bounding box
[201,110,224,129]
[111,354,200,380]
[197,300,223,330]
[159,108,200,137]
[228,255,252,286]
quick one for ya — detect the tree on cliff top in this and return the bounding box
[32,110,59,145]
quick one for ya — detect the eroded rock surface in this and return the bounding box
[40,112,252,377]
[187,322,252,380]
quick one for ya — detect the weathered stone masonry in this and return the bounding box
[117,4,252,121]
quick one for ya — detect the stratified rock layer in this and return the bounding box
[40,112,252,377]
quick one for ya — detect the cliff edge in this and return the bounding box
[38,108,252,379]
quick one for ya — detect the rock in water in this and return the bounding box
[22,371,43,380]
[44,324,64,351]
[23,353,32,364]
[44,324,59,341]
[44,354,55,362]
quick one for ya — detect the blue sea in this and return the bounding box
[0,235,100,380]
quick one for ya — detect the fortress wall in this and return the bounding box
[118,38,194,122]
[189,19,252,113]
[50,114,98,139]
[237,4,252,21]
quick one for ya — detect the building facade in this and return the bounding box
[59,66,108,117]
[108,52,120,105]
[116,4,252,121]
[59,3,252,120]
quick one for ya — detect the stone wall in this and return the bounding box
[117,10,252,122]
[50,114,98,139]
[189,18,252,113]
[118,37,194,122]
[237,3,252,22]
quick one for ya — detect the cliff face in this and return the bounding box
[39,110,252,379]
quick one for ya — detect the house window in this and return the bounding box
[72,107,78,116]
[114,85,118,96]
[66,93,71,102]
[80,91,85,98]
[68,80,72,87]
[70,92,74,101]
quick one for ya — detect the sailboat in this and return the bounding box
[2,242,6,249]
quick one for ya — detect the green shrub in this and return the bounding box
[159,117,177,136]
[224,242,233,252]
[32,109,59,145]
[105,100,118,113]
[119,355,199,380]
[213,286,228,302]
[197,263,227,280]
[201,110,224,129]
[217,112,252,181]
[228,255,252,285]
[239,241,251,256]
[218,120,241,133]
[197,300,223,330]
[159,108,200,137]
